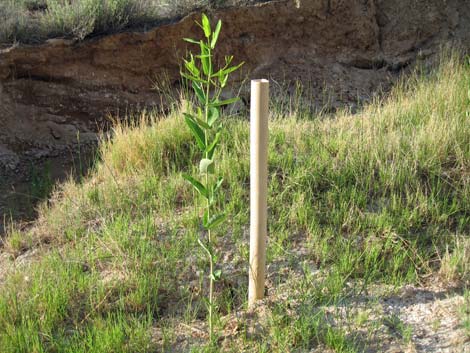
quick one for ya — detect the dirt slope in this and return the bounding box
[0,0,469,220]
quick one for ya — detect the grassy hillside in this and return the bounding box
[0,0,193,44]
[0,54,469,352]
[0,0,260,44]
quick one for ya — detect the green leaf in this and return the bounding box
[219,73,228,88]
[199,41,210,76]
[211,69,228,88]
[211,97,239,107]
[208,107,220,127]
[214,177,224,194]
[205,213,226,230]
[208,149,216,161]
[205,132,220,158]
[203,209,209,227]
[192,81,205,104]
[210,177,223,204]
[195,107,211,129]
[201,13,211,38]
[184,55,200,77]
[197,106,203,119]
[210,20,222,49]
[197,237,212,258]
[195,116,211,130]
[199,158,214,174]
[222,62,244,76]
[210,269,222,281]
[182,174,208,199]
[183,37,199,44]
[184,114,206,151]
[180,71,207,84]
[211,60,243,81]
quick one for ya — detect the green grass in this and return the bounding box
[0,53,469,352]
[460,287,470,338]
[382,313,413,344]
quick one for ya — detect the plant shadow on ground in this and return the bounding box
[0,52,469,352]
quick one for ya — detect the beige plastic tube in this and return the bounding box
[248,79,269,307]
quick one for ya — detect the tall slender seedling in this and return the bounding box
[180,14,243,341]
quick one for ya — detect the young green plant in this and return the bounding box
[180,13,243,342]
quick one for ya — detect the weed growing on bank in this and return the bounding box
[180,13,243,341]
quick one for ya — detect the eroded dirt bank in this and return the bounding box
[0,0,469,221]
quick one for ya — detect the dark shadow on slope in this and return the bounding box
[0,144,97,236]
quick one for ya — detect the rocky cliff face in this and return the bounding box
[0,0,469,210]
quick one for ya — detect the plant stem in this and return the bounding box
[208,232,214,341]
[205,39,214,342]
